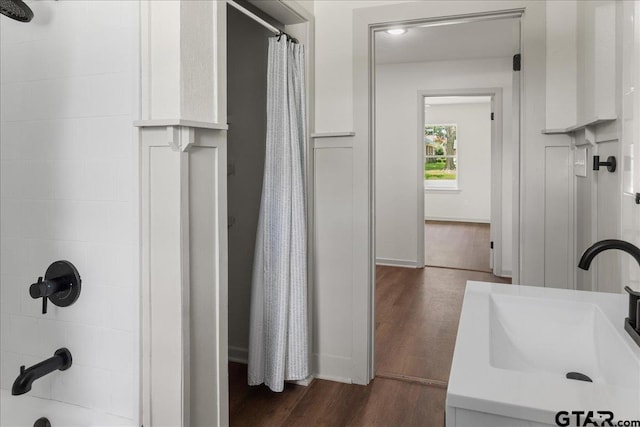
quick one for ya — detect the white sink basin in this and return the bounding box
[490,293,639,390]
[447,282,640,425]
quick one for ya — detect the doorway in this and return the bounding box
[372,14,521,383]
[421,93,501,275]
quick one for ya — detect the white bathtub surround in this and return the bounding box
[447,282,640,426]
[0,0,139,422]
[248,37,310,392]
[1,389,135,427]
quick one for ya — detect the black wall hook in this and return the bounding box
[593,155,616,172]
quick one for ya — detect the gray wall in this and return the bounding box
[226,5,278,359]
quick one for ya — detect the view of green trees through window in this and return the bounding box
[425,124,457,182]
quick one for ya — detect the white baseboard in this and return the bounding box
[375,258,421,268]
[424,216,490,224]
[495,269,513,279]
[312,353,353,384]
[228,345,248,364]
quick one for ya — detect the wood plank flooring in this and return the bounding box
[424,220,491,272]
[375,266,510,382]
[229,222,511,427]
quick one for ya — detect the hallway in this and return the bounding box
[229,222,510,426]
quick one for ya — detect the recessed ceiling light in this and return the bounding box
[386,28,407,36]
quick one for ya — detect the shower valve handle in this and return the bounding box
[28,261,82,315]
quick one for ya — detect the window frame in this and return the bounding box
[424,123,459,190]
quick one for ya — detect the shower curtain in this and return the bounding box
[248,36,309,392]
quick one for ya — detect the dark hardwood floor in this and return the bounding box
[375,265,510,383]
[229,222,511,427]
[424,220,491,272]
[229,363,446,427]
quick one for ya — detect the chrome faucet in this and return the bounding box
[12,348,72,396]
[578,239,640,347]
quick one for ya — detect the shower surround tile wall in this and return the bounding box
[0,1,139,421]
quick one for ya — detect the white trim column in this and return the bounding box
[138,125,228,427]
[137,1,229,426]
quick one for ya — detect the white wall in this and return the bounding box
[0,1,139,421]
[313,0,407,132]
[424,102,492,222]
[375,58,512,271]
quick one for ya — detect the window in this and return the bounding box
[424,124,458,189]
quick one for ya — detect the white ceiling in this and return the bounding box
[375,19,515,64]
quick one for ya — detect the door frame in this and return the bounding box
[361,9,524,382]
[418,89,504,275]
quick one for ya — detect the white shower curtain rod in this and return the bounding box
[227,0,299,43]
[227,0,280,34]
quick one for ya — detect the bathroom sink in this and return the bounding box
[447,282,640,426]
[489,293,639,390]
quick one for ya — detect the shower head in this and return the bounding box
[0,0,33,23]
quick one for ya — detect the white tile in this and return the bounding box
[77,201,112,242]
[23,78,88,121]
[0,42,25,84]
[45,0,89,44]
[103,329,135,373]
[5,315,38,356]
[0,83,24,122]
[47,160,88,200]
[115,156,135,202]
[22,160,54,200]
[104,286,136,332]
[1,199,22,238]
[19,200,52,239]
[0,314,16,352]
[1,275,23,316]
[21,316,55,357]
[0,160,25,199]
[110,244,136,288]
[107,202,135,245]
[39,38,83,81]
[81,115,134,160]
[46,200,82,241]
[28,319,68,358]
[22,119,83,161]
[80,29,133,76]
[65,323,104,369]
[109,371,137,420]
[1,237,29,278]
[51,364,110,409]
[83,243,117,287]
[85,159,118,201]
[84,73,133,117]
[0,121,23,161]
